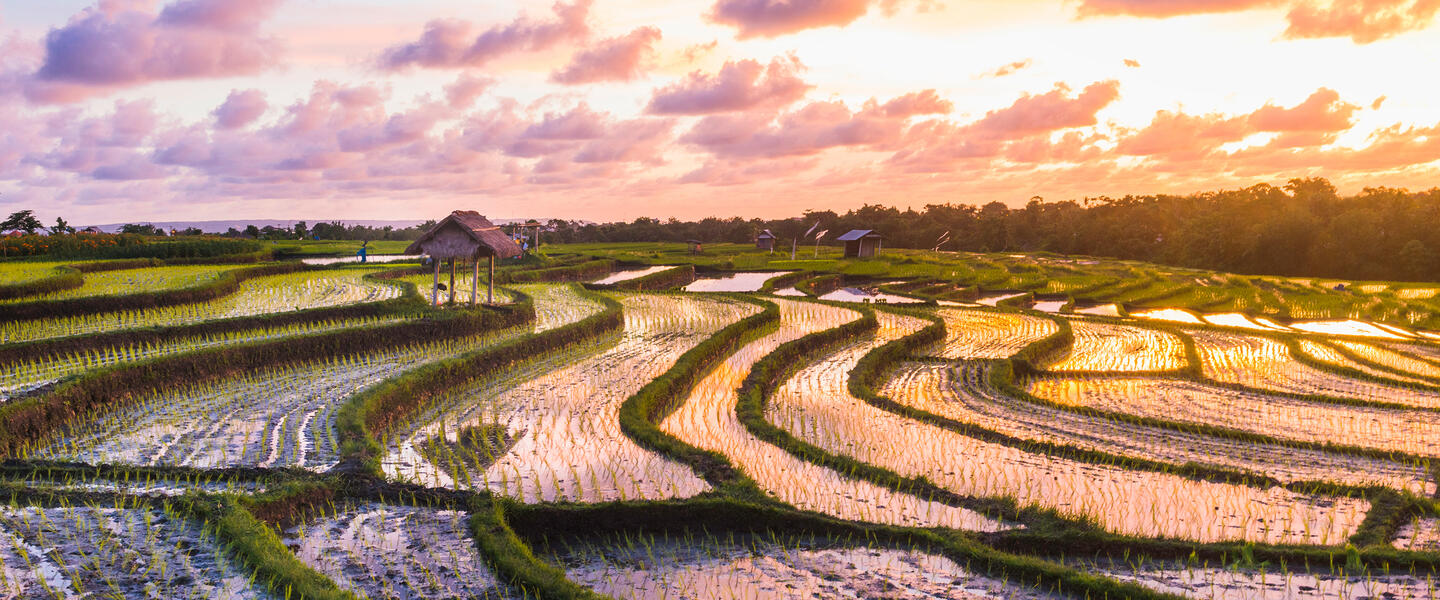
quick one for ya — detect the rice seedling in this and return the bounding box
[0,265,229,304]
[1332,340,1440,380]
[0,261,76,285]
[0,502,272,599]
[769,312,1369,543]
[544,531,1069,600]
[1027,375,1440,458]
[512,283,607,331]
[0,468,266,496]
[924,308,1057,360]
[0,268,403,344]
[1043,320,1187,372]
[1295,339,1438,386]
[284,502,516,599]
[659,298,1006,531]
[1192,330,1440,408]
[386,294,755,503]
[883,361,1431,493]
[0,314,408,401]
[1071,555,1440,600]
[29,325,521,470]
[25,285,596,470]
[1394,517,1440,552]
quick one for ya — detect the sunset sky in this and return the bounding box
[1,0,1438,224]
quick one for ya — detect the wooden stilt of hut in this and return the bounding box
[405,211,523,306]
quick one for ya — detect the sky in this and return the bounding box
[1,0,1438,224]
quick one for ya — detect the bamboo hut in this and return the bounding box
[405,211,522,306]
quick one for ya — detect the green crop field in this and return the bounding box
[3,243,1440,600]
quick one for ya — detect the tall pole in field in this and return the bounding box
[449,259,456,305]
[487,255,495,304]
[432,258,440,306]
[471,258,479,306]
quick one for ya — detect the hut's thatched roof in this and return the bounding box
[405,210,522,259]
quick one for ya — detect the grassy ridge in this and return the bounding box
[180,491,361,600]
[498,259,616,284]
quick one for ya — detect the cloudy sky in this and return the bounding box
[1,0,1438,223]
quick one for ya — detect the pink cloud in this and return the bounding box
[444,74,494,109]
[679,90,955,159]
[213,89,267,129]
[1115,111,1249,158]
[1284,0,1440,43]
[646,56,811,115]
[1076,0,1439,43]
[157,0,283,31]
[1074,0,1280,18]
[970,80,1120,140]
[707,0,876,38]
[979,59,1033,78]
[26,0,283,103]
[551,26,661,85]
[1247,87,1357,132]
[877,89,953,118]
[574,118,674,164]
[679,157,821,185]
[379,0,590,70]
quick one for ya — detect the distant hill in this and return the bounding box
[81,218,548,234]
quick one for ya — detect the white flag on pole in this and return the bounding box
[814,229,829,239]
[804,221,820,237]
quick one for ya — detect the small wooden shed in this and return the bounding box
[405,211,522,306]
[837,229,882,258]
[687,239,704,254]
[755,229,776,251]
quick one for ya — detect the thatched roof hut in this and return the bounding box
[406,211,522,306]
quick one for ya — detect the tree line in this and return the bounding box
[538,178,1440,283]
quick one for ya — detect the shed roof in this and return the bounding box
[756,229,776,239]
[405,210,522,259]
[836,229,880,241]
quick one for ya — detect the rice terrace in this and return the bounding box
[6,0,1440,597]
[2,201,1440,599]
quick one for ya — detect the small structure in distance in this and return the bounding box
[405,210,522,306]
[687,239,704,254]
[837,229,882,258]
[755,229,776,252]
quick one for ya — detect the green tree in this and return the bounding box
[1399,239,1436,281]
[244,224,261,239]
[49,216,74,235]
[120,223,165,236]
[1,210,43,234]
[294,221,309,239]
